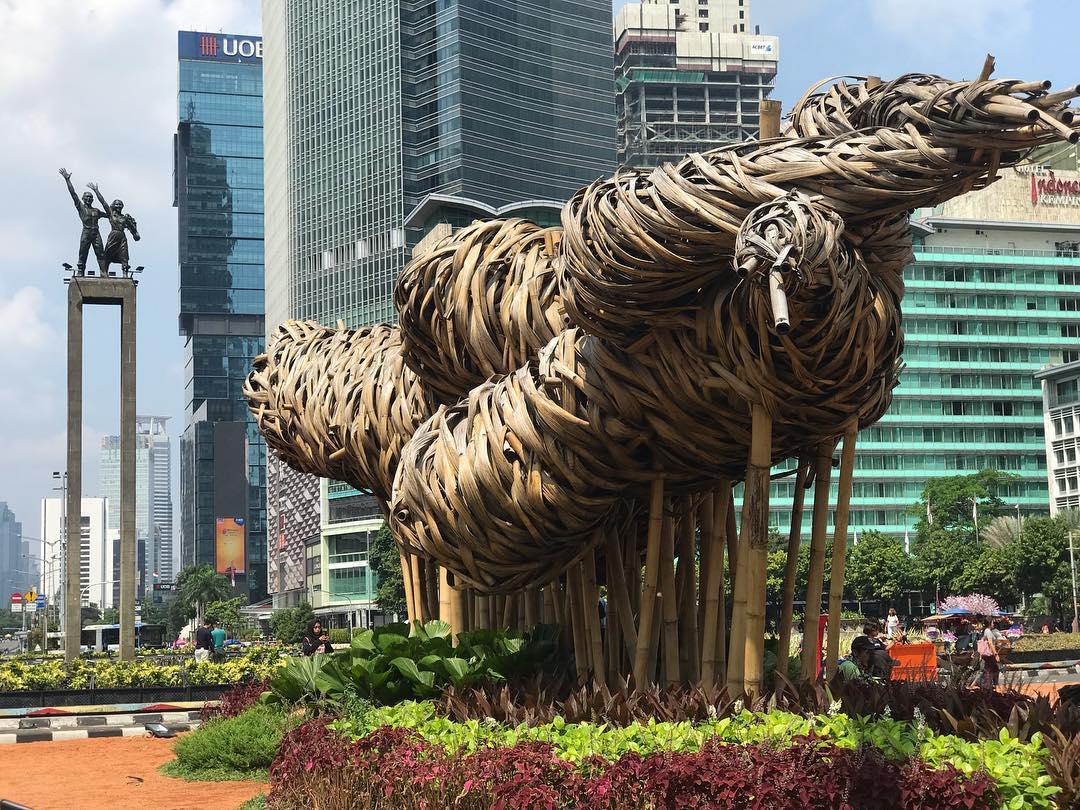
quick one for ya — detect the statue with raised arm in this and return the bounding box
[87,181,140,276]
[58,168,106,274]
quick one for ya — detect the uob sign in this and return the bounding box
[179,31,263,63]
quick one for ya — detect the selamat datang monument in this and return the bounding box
[244,59,1080,695]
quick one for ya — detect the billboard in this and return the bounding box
[215,517,246,575]
[178,31,263,63]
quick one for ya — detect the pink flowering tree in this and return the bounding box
[939,593,1001,617]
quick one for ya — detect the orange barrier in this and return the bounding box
[889,642,937,681]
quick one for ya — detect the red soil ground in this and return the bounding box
[0,735,266,810]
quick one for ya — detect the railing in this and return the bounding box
[915,245,1080,259]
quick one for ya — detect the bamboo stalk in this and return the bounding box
[825,421,859,679]
[606,528,638,659]
[717,492,733,686]
[660,504,681,686]
[800,442,835,680]
[581,551,606,684]
[776,462,809,691]
[438,567,451,626]
[700,485,729,687]
[566,562,591,680]
[760,98,782,139]
[410,554,425,624]
[697,493,713,641]
[676,495,700,683]
[400,551,418,627]
[542,585,556,625]
[741,404,773,697]
[727,513,750,696]
[524,587,538,629]
[424,559,439,624]
[476,591,490,630]
[633,476,666,688]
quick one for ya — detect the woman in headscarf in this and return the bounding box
[301,618,333,656]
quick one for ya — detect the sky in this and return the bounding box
[1,0,1079,556]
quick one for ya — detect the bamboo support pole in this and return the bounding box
[700,485,729,687]
[566,562,591,679]
[697,492,713,639]
[581,551,606,683]
[660,506,681,686]
[760,99,782,140]
[801,442,836,680]
[476,591,490,630]
[438,567,451,626]
[606,528,638,659]
[676,495,700,683]
[633,476,666,687]
[524,587,538,629]
[825,421,859,679]
[400,551,418,627]
[542,586,556,625]
[727,504,752,696]
[411,554,426,624]
[741,404,773,697]
[776,462,809,689]
[717,493,733,685]
[425,559,439,624]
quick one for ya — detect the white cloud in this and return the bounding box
[0,286,58,355]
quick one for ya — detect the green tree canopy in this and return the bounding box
[911,469,1018,534]
[844,530,912,601]
[205,596,245,637]
[1011,516,1072,609]
[176,565,232,625]
[269,603,314,644]
[370,524,407,618]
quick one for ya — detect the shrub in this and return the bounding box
[328,628,350,645]
[268,603,314,644]
[173,705,287,774]
[267,721,1000,810]
[1013,632,1080,653]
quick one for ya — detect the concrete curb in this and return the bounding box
[0,723,191,744]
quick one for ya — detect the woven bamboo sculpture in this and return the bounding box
[246,61,1080,694]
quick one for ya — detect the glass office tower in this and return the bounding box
[262,0,616,624]
[175,31,267,601]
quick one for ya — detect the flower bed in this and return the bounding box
[325,701,1059,808]
[267,721,1002,809]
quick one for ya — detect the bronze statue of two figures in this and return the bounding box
[59,168,140,277]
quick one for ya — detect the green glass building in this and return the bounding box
[764,165,1080,537]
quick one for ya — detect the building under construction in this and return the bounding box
[615,0,780,167]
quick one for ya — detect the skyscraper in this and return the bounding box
[262,0,616,622]
[40,498,110,610]
[0,503,29,606]
[100,416,174,601]
[175,31,267,602]
[614,0,779,167]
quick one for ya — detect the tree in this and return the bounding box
[909,527,978,598]
[912,469,1017,535]
[176,565,232,626]
[269,603,314,643]
[205,596,245,638]
[1011,516,1071,610]
[843,531,912,601]
[981,516,1021,550]
[370,524,407,617]
[953,545,1018,605]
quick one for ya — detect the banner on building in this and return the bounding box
[215,517,246,575]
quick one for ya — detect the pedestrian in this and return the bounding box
[885,607,900,640]
[194,619,213,663]
[837,635,875,682]
[301,619,333,656]
[210,620,227,661]
[976,618,1000,689]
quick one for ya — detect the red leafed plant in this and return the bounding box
[201,678,269,721]
[266,721,999,810]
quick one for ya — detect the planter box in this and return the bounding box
[0,683,236,709]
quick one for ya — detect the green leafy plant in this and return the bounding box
[263,620,565,708]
